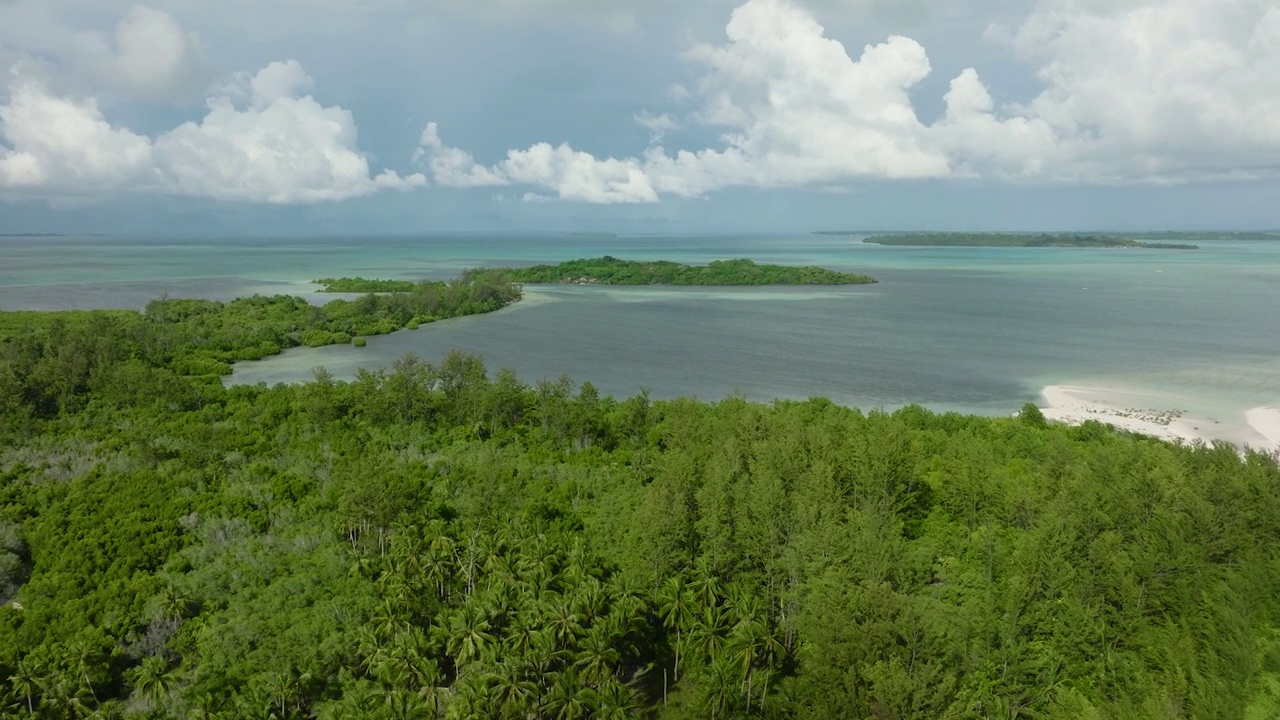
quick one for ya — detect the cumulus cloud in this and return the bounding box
[0,60,425,202]
[1003,0,1280,181]
[7,0,1280,207]
[153,61,425,203]
[0,81,158,192]
[426,0,1280,203]
[413,122,507,188]
[420,0,954,203]
[103,5,213,103]
[416,123,657,203]
[0,4,213,104]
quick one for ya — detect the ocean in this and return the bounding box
[3,233,1278,435]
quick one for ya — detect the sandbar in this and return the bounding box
[1039,385,1279,454]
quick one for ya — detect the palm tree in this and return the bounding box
[605,573,649,634]
[446,604,494,667]
[690,559,722,609]
[574,624,620,688]
[156,586,192,622]
[547,602,585,650]
[384,688,434,720]
[657,576,697,681]
[529,627,571,679]
[131,656,173,709]
[490,660,538,718]
[591,679,641,720]
[9,657,42,715]
[504,613,541,660]
[572,576,608,623]
[694,604,733,666]
[545,668,592,720]
[698,656,741,719]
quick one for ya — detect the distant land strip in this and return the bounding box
[857,233,1200,249]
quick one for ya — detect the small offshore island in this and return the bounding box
[318,257,876,292]
[859,233,1200,249]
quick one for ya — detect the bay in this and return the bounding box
[3,233,1278,426]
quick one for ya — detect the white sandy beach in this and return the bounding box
[1245,406,1280,450]
[1039,385,1280,454]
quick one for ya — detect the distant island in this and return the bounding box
[319,259,875,291]
[860,233,1200,249]
[470,256,877,285]
[315,277,416,292]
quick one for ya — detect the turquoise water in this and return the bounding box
[3,234,1278,421]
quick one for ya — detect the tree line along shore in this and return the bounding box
[1,266,1279,718]
[317,257,877,293]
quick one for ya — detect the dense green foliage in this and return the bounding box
[2,299,1280,718]
[314,279,417,293]
[0,273,519,414]
[862,234,1199,249]
[479,257,877,285]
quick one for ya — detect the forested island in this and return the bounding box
[2,287,1279,718]
[0,272,521,378]
[314,277,417,293]
[477,257,877,285]
[861,233,1199,249]
[316,258,875,294]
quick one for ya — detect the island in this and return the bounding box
[315,277,416,293]
[467,256,877,285]
[860,233,1199,249]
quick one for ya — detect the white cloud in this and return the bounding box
[153,61,424,203]
[1003,0,1280,181]
[635,111,678,143]
[103,5,213,103]
[1,61,425,202]
[413,122,507,188]
[666,0,951,183]
[0,80,158,192]
[420,0,954,203]
[6,0,1280,207]
[416,123,657,202]
[930,68,1059,179]
[497,143,658,203]
[425,0,1280,203]
[0,4,212,104]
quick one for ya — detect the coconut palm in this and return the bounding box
[657,576,697,680]
[446,604,494,667]
[544,668,592,720]
[698,656,741,719]
[571,576,607,623]
[574,624,620,688]
[9,657,43,715]
[130,656,173,710]
[695,604,733,665]
[547,602,585,650]
[591,679,641,720]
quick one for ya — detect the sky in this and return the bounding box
[1,0,1278,235]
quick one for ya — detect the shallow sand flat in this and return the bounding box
[1245,407,1280,450]
[1039,385,1279,453]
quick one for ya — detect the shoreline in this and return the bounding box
[1039,384,1279,454]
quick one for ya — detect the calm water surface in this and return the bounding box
[3,234,1278,420]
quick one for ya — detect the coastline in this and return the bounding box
[1039,384,1280,454]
